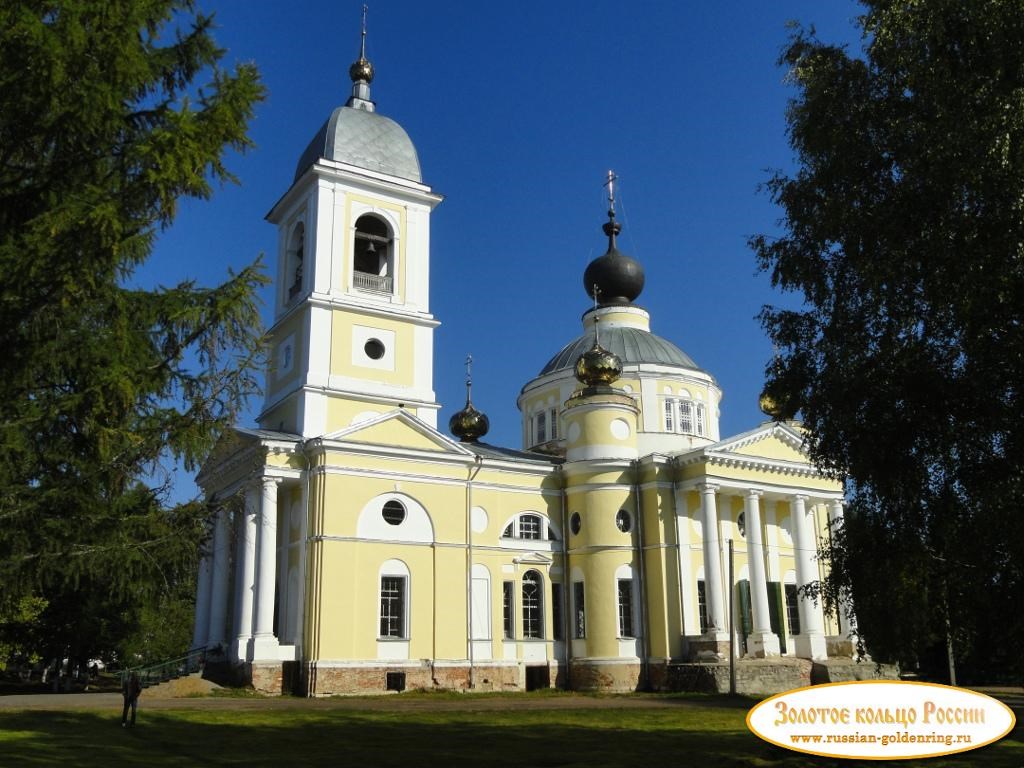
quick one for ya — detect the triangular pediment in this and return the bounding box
[322,409,471,455]
[709,422,808,462]
[197,426,300,491]
[513,552,554,566]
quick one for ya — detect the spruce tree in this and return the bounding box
[0,0,265,665]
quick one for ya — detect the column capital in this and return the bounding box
[791,493,809,503]
[697,482,719,493]
[260,474,283,489]
[745,488,763,499]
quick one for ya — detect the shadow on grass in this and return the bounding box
[0,704,1019,768]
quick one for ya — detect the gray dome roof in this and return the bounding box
[539,326,703,376]
[294,106,421,183]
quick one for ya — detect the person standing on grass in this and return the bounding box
[121,672,142,727]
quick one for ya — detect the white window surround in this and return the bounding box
[378,559,410,640]
[349,204,402,299]
[283,217,306,307]
[521,569,544,639]
[661,397,707,437]
[614,564,637,639]
[351,324,396,372]
[471,563,491,641]
[357,493,434,543]
[277,333,296,379]
[500,512,560,544]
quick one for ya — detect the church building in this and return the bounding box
[190,30,852,696]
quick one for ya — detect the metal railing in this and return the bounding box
[353,271,393,293]
[120,647,205,689]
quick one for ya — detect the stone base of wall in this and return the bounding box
[661,658,813,695]
[811,658,899,685]
[305,661,561,697]
[826,635,856,658]
[250,662,284,695]
[682,636,731,662]
[568,660,642,692]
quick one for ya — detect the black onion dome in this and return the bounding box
[583,213,645,305]
[450,401,490,442]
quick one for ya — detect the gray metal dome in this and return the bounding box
[294,106,421,183]
[539,326,703,376]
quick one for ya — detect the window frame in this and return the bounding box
[697,579,710,634]
[352,213,395,295]
[551,582,564,641]
[379,574,407,639]
[502,580,515,639]
[573,581,586,639]
[521,570,544,639]
[617,578,635,638]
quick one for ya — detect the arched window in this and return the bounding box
[522,570,543,639]
[501,513,556,540]
[353,214,393,294]
[536,411,547,443]
[287,222,304,300]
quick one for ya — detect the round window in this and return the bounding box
[382,500,405,526]
[615,509,632,533]
[364,338,386,360]
[570,512,582,535]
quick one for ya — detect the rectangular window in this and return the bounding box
[663,399,674,431]
[573,581,586,638]
[697,579,709,634]
[502,581,514,639]
[379,576,405,638]
[519,514,541,540]
[678,400,693,433]
[551,583,564,640]
[617,578,634,638]
[536,412,547,443]
[785,584,801,636]
[549,408,558,439]
[694,402,706,436]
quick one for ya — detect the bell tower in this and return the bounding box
[260,14,443,436]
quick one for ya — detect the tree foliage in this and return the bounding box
[0,1,265,663]
[753,0,1024,682]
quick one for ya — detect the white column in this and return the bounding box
[252,477,282,660]
[191,538,213,651]
[231,483,259,663]
[828,500,859,653]
[792,495,827,659]
[698,484,727,638]
[206,507,230,650]
[744,490,780,657]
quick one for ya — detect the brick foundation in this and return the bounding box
[304,661,551,696]
[568,660,641,692]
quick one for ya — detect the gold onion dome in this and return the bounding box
[349,6,374,84]
[758,389,790,421]
[349,56,374,83]
[574,338,622,387]
[450,356,489,442]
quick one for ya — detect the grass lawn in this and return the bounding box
[0,692,1020,767]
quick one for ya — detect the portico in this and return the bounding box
[675,421,847,662]
[191,429,304,687]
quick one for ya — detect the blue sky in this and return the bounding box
[146,1,865,497]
